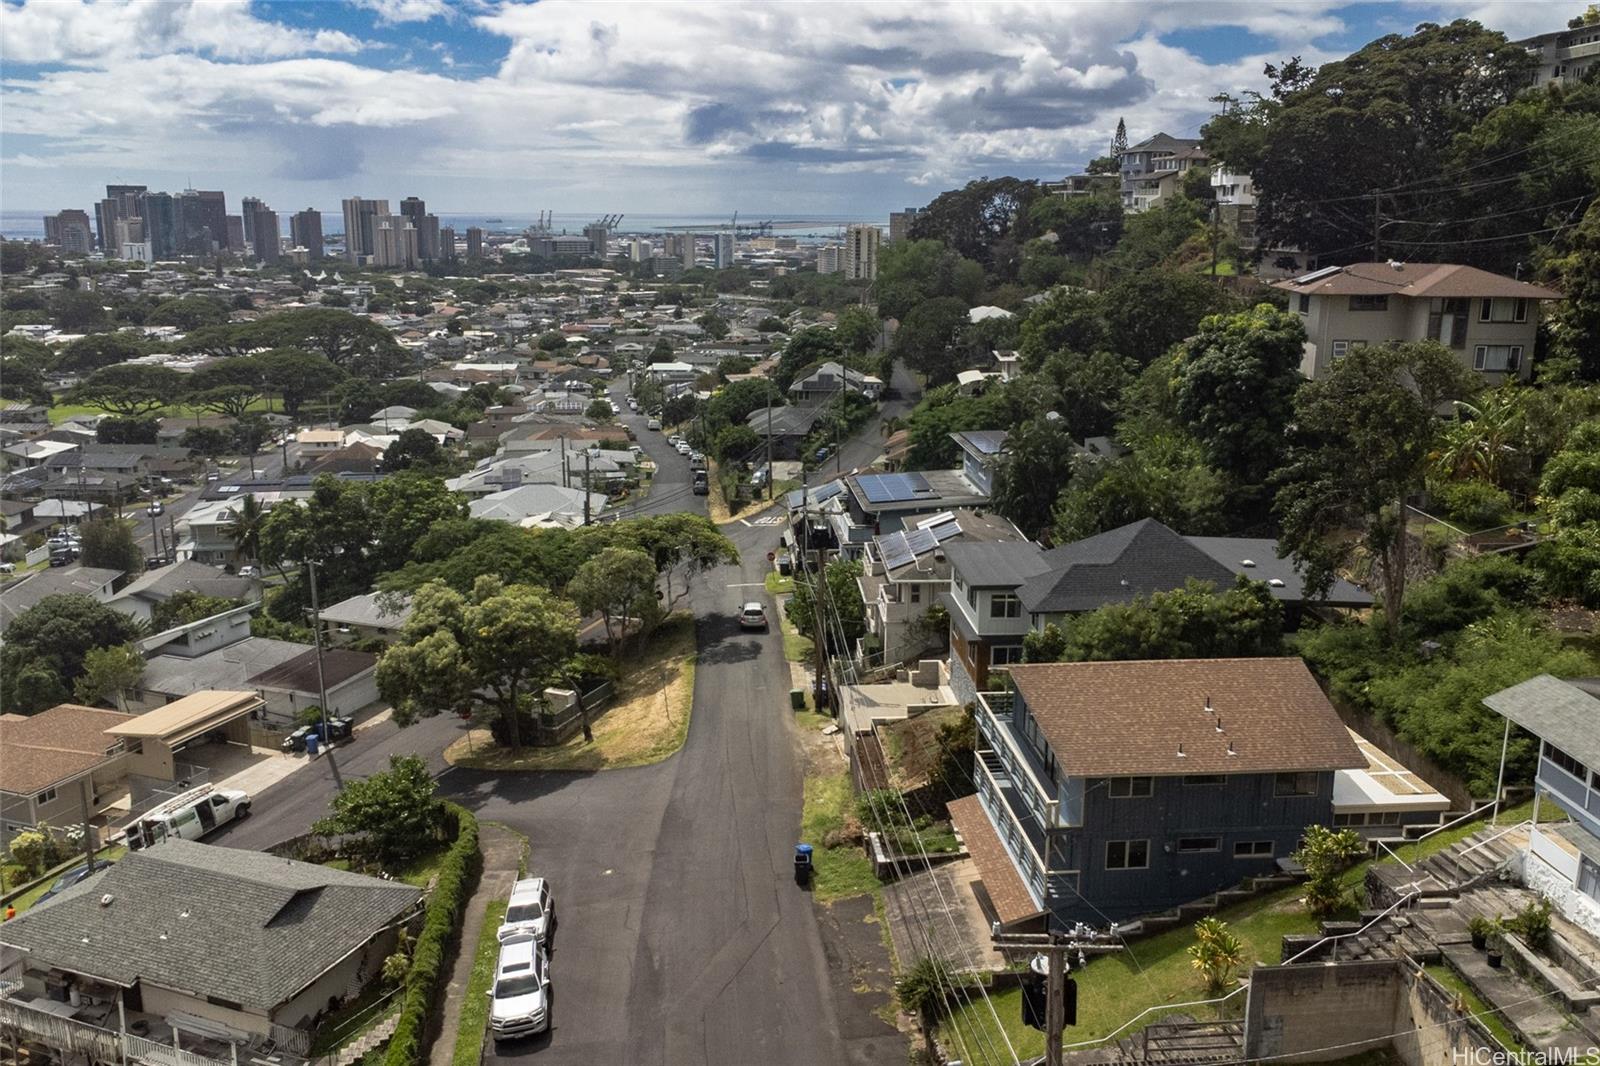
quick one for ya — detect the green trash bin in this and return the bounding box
[789,688,805,710]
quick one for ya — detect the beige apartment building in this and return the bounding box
[1272,262,1562,382]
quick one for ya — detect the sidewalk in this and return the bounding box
[427,823,524,1066]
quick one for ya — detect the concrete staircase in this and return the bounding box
[1109,1017,1245,1064]
[1410,826,1524,894]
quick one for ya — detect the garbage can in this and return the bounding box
[789,688,805,710]
[305,733,320,757]
[794,843,814,887]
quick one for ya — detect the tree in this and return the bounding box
[991,416,1079,539]
[774,327,843,392]
[1531,419,1600,604]
[180,425,233,459]
[187,356,265,419]
[785,558,866,646]
[584,399,614,422]
[907,177,1043,279]
[1018,287,1110,371]
[151,591,243,631]
[890,297,970,386]
[73,364,184,416]
[873,239,985,320]
[222,493,267,566]
[1053,437,1228,542]
[928,707,976,800]
[97,416,160,445]
[0,594,143,714]
[1037,349,1129,440]
[312,754,447,870]
[1174,304,1306,506]
[1293,826,1366,917]
[713,424,760,462]
[262,308,413,379]
[255,348,347,419]
[834,306,880,355]
[78,517,143,574]
[1049,579,1284,662]
[1188,918,1245,995]
[382,428,447,473]
[1540,202,1600,383]
[57,332,147,374]
[377,577,581,751]
[535,330,568,351]
[52,291,110,333]
[1106,197,1208,273]
[1275,342,1477,641]
[614,513,740,613]
[147,295,229,330]
[1103,270,1232,365]
[694,311,729,340]
[896,956,960,1063]
[567,547,661,655]
[73,644,145,711]
[1110,117,1129,161]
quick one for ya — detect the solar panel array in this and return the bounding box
[875,515,964,571]
[857,471,933,504]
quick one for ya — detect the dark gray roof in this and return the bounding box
[1483,675,1600,771]
[747,405,821,437]
[1018,519,1236,614]
[5,840,419,1011]
[1185,536,1373,607]
[951,430,1008,459]
[944,541,1050,588]
[318,591,413,630]
[249,647,377,693]
[112,560,254,604]
[142,637,308,697]
[0,566,125,630]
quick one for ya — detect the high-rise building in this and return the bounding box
[95,184,147,251]
[225,216,245,253]
[816,245,842,274]
[194,191,230,250]
[843,224,881,281]
[399,196,427,226]
[372,215,418,269]
[291,209,325,259]
[247,200,281,262]
[113,216,144,249]
[466,227,484,259]
[341,197,390,263]
[715,232,734,269]
[439,226,457,260]
[140,192,177,259]
[241,196,264,247]
[888,208,921,243]
[629,238,650,262]
[583,220,611,258]
[416,214,441,261]
[664,232,695,269]
[44,210,94,254]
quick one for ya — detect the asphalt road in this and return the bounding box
[608,380,711,520]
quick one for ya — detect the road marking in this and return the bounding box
[728,582,764,588]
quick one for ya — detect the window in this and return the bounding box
[1349,294,1389,312]
[1427,298,1471,349]
[1105,839,1150,870]
[1473,345,1522,372]
[967,586,977,608]
[1234,840,1274,858]
[1296,294,1310,314]
[1177,837,1220,853]
[990,592,1021,619]
[1544,741,1591,783]
[1183,774,1226,786]
[989,644,1024,666]
[909,584,921,604]
[1274,772,1319,797]
[1334,811,1401,827]
[1108,776,1154,799]
[34,787,57,805]
[1479,297,1528,323]
[1331,340,1350,359]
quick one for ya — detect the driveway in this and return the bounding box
[444,519,904,1066]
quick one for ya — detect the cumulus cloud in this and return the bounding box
[349,0,460,25]
[0,0,361,64]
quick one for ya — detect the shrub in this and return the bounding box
[382,803,482,1066]
[1431,480,1514,529]
[1506,898,1553,951]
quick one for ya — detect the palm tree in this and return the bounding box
[223,493,266,566]
[896,955,959,1063]
[1188,917,1246,995]
[1430,389,1527,488]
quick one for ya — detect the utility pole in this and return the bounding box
[305,559,333,768]
[1209,201,1220,283]
[993,928,1123,1066]
[766,393,774,502]
[1372,189,1382,261]
[583,449,592,526]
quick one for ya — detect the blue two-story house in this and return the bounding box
[947,657,1364,930]
[1483,675,1600,937]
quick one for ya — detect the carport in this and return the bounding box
[104,690,265,783]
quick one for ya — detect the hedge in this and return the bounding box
[383,802,482,1066]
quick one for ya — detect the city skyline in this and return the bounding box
[0,0,1575,215]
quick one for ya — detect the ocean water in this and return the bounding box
[2,209,885,241]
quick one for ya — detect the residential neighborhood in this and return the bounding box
[4,5,1600,1066]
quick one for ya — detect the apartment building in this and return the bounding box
[1519,23,1600,87]
[1272,262,1562,381]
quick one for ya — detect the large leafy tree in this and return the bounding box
[1018,287,1110,371]
[78,517,143,574]
[365,474,470,575]
[889,296,971,387]
[990,416,1079,540]
[774,327,843,392]
[1274,341,1477,640]
[72,363,184,416]
[259,308,413,379]
[907,177,1042,280]
[1174,304,1306,508]
[378,577,581,751]
[1539,201,1600,384]
[188,356,266,419]
[52,291,111,333]
[73,644,146,712]
[1041,579,1284,663]
[872,239,985,321]
[255,347,347,419]
[834,305,880,355]
[1103,270,1233,366]
[57,332,148,374]
[0,594,144,714]
[567,547,661,655]
[312,754,446,870]
[785,558,866,646]
[1531,419,1600,605]
[147,295,230,330]
[613,513,740,612]
[1053,435,1228,542]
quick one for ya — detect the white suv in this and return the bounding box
[489,934,551,1040]
[497,877,554,945]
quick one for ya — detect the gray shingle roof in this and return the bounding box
[318,591,413,630]
[1483,675,1600,771]
[5,840,419,1011]
[1017,519,1235,614]
[1184,536,1373,607]
[0,567,125,630]
[943,541,1050,588]
[111,560,255,604]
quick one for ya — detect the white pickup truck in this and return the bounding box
[122,785,252,850]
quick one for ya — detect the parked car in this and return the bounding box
[281,716,354,752]
[490,934,552,1040]
[238,565,259,578]
[738,601,768,630]
[205,471,221,482]
[33,859,111,906]
[497,877,555,945]
[0,562,15,574]
[692,470,710,495]
[646,418,662,430]
[146,502,165,517]
[144,556,167,569]
[689,452,705,467]
[48,552,75,567]
[676,441,692,456]
[122,785,251,850]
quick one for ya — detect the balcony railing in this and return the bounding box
[975,691,1061,829]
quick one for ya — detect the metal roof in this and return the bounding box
[104,690,263,746]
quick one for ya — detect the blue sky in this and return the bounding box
[0,0,1578,218]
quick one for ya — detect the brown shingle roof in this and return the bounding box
[1007,658,1363,777]
[1271,262,1561,300]
[947,795,1045,926]
[0,704,135,795]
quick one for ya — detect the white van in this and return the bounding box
[122,785,251,850]
[489,934,551,1040]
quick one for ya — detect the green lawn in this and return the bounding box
[47,397,278,425]
[452,899,510,1066]
[802,772,879,902]
[765,570,795,595]
[777,599,815,663]
[941,884,1318,1064]
[1346,798,1540,888]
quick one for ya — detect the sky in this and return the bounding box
[0,0,1581,219]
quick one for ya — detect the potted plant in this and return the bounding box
[1485,919,1506,969]
[1468,915,1494,951]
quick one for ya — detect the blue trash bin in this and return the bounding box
[794,843,814,886]
[305,733,321,757]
